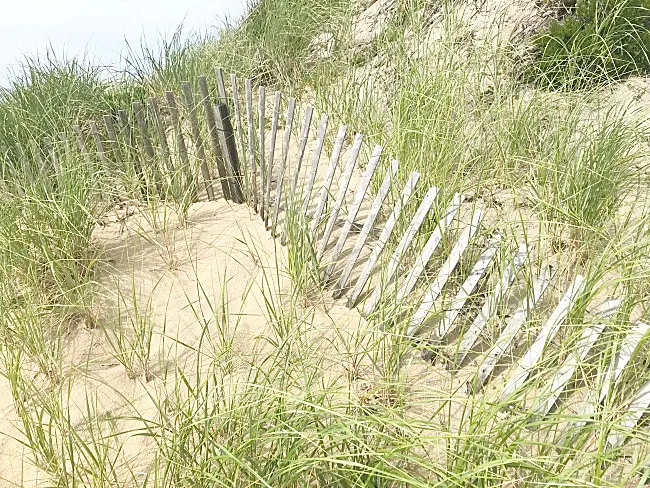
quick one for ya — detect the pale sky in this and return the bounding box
[0,0,247,86]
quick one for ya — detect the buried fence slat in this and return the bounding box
[181,81,215,201]
[290,106,314,196]
[301,113,329,217]
[534,299,621,416]
[199,76,230,199]
[347,171,421,307]
[407,210,484,337]
[316,133,363,261]
[396,194,463,302]
[607,378,650,449]
[323,145,384,281]
[271,97,296,236]
[501,275,587,402]
[165,91,194,195]
[259,86,266,220]
[309,124,347,239]
[230,74,248,187]
[244,79,257,209]
[214,66,227,103]
[451,245,529,368]
[147,97,174,174]
[89,121,108,167]
[102,115,123,165]
[470,267,553,393]
[214,103,245,203]
[363,186,440,316]
[265,92,282,227]
[334,160,398,293]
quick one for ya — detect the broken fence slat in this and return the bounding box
[316,133,363,261]
[451,244,528,368]
[364,186,440,316]
[271,97,296,236]
[471,267,553,393]
[607,378,650,449]
[347,171,421,308]
[265,92,282,228]
[536,298,620,416]
[407,210,484,337]
[244,79,258,209]
[309,124,347,239]
[199,76,230,199]
[323,145,384,282]
[501,275,587,402]
[334,160,398,294]
[290,106,314,196]
[301,113,329,218]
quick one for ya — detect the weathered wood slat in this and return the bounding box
[347,171,421,307]
[72,125,93,167]
[301,113,329,217]
[102,115,123,165]
[214,67,227,103]
[323,145,384,282]
[316,134,363,261]
[259,86,267,220]
[534,299,620,416]
[89,121,109,167]
[333,160,398,293]
[199,77,229,199]
[244,79,258,209]
[470,267,552,392]
[181,81,215,201]
[309,124,347,239]
[363,186,440,316]
[607,378,650,449]
[117,109,146,189]
[265,92,282,228]
[271,97,296,236]
[407,210,484,337]
[451,245,528,367]
[214,103,245,203]
[164,91,194,194]
[501,275,587,401]
[290,106,314,196]
[396,195,463,302]
[147,97,174,175]
[230,74,248,187]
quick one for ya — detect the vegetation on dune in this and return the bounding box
[0,0,649,486]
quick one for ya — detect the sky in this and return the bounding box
[0,0,248,86]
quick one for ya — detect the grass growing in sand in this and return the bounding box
[0,0,650,486]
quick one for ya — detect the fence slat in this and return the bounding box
[470,267,552,393]
[214,67,227,103]
[230,74,248,191]
[72,125,92,167]
[89,121,108,167]
[102,115,123,165]
[309,124,347,239]
[244,79,258,209]
[451,245,528,368]
[199,76,230,199]
[271,97,296,236]
[290,106,314,197]
[165,91,194,196]
[301,113,329,217]
[259,86,267,220]
[117,109,146,190]
[607,378,650,449]
[347,171,420,307]
[501,275,587,402]
[316,134,363,261]
[181,81,215,201]
[407,210,484,337]
[363,186,440,316]
[148,97,174,174]
[265,92,282,228]
[324,145,384,281]
[214,103,245,204]
[534,299,620,416]
[334,160,398,293]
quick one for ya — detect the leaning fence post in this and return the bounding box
[214,103,245,204]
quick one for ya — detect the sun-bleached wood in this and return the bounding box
[470,267,552,393]
[501,275,587,401]
[316,134,363,261]
[323,145,384,281]
[214,103,245,203]
[244,79,258,209]
[164,91,194,194]
[271,97,296,236]
[451,245,528,367]
[333,160,398,293]
[309,124,347,239]
[199,77,229,199]
[607,378,650,449]
[265,92,282,227]
[230,74,248,187]
[214,66,227,103]
[363,186,441,316]
[290,106,314,196]
[301,113,329,217]
[347,171,421,307]
[147,97,175,176]
[407,210,484,337]
[258,86,267,220]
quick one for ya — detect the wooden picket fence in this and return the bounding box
[39,66,650,452]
